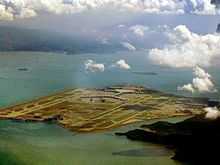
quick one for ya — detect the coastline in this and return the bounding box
[0,85,207,133]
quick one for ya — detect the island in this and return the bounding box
[0,86,208,133]
[17,67,29,71]
[132,71,158,76]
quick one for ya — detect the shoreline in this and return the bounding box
[0,85,207,133]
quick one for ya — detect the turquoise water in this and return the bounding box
[0,51,219,107]
[0,119,187,165]
[0,51,217,165]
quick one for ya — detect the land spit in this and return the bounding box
[0,86,208,132]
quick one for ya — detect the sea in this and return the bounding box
[0,51,218,165]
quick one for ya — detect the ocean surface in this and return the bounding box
[0,51,218,165]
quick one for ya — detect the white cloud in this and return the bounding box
[17,7,37,19]
[178,83,195,93]
[192,76,215,92]
[204,107,220,120]
[113,59,131,70]
[178,66,217,93]
[129,25,149,37]
[0,4,13,20]
[0,0,219,20]
[121,42,136,51]
[149,25,220,68]
[194,65,211,78]
[84,59,105,73]
[118,24,126,28]
[148,25,219,94]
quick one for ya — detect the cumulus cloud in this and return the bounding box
[121,42,136,51]
[0,0,219,20]
[0,4,13,20]
[113,59,131,70]
[118,24,126,28]
[194,65,211,78]
[178,83,195,93]
[129,25,149,37]
[84,59,105,73]
[204,107,220,120]
[149,25,220,68]
[178,66,217,93]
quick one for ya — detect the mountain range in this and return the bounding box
[0,26,122,54]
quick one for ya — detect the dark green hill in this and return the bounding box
[116,114,220,164]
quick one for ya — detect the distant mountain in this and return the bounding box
[0,26,122,54]
[217,24,220,33]
[211,0,220,6]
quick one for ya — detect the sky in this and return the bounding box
[0,0,220,94]
[0,0,219,20]
[0,0,219,36]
